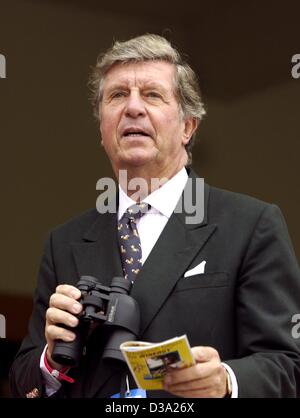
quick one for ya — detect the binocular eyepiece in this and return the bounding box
[51,276,140,367]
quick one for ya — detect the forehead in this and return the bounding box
[103,61,176,91]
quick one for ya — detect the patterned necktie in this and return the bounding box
[118,202,150,282]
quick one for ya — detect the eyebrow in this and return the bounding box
[104,82,170,95]
[142,82,169,93]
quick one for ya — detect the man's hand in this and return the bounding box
[45,284,82,369]
[163,346,228,398]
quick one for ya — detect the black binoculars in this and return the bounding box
[51,275,140,367]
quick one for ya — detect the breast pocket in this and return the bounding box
[174,272,229,292]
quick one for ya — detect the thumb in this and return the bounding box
[191,346,218,363]
[191,346,206,363]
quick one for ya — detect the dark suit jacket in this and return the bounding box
[10,170,300,397]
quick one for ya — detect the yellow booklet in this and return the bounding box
[120,334,195,390]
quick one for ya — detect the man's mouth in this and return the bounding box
[124,132,149,137]
[122,128,151,139]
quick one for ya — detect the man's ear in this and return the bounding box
[183,117,198,145]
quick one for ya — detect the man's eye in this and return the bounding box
[146,92,161,98]
[111,92,126,99]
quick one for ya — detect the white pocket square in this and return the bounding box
[184,261,206,278]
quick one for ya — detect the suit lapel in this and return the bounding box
[131,218,216,337]
[131,176,217,336]
[71,207,124,398]
[71,210,123,287]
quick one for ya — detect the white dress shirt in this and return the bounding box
[41,167,238,397]
[118,167,189,263]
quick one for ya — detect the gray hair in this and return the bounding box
[89,34,206,165]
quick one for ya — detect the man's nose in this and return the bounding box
[124,92,146,118]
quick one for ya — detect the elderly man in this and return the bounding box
[10,34,300,398]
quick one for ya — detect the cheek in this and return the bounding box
[100,113,116,138]
[155,113,177,135]
[163,110,177,124]
[162,113,185,139]
[99,121,112,151]
[100,120,107,136]
[101,104,119,128]
[164,106,183,127]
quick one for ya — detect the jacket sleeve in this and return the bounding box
[226,204,300,397]
[9,232,60,398]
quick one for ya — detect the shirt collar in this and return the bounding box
[118,167,188,220]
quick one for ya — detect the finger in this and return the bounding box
[165,373,214,392]
[46,324,76,342]
[165,363,225,391]
[49,293,82,315]
[164,374,213,392]
[191,346,219,363]
[164,361,216,385]
[55,284,81,300]
[46,307,79,328]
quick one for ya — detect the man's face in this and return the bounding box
[99,61,196,176]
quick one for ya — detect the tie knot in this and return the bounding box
[123,202,150,221]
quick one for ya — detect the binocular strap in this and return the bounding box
[119,372,146,398]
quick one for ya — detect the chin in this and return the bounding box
[121,150,157,167]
